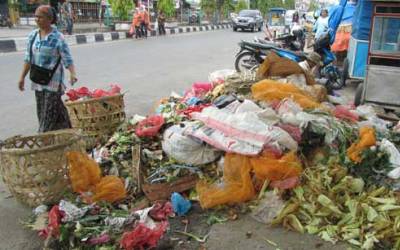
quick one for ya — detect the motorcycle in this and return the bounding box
[234,32,344,90]
[0,14,12,28]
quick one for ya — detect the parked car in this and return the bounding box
[232,9,263,32]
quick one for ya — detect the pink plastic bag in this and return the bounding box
[135,115,165,137]
[192,82,213,96]
[120,222,168,250]
[334,105,359,122]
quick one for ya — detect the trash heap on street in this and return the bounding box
[22,56,400,249]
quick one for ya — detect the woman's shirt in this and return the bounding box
[24,28,73,92]
[313,16,329,39]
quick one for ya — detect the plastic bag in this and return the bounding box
[333,105,359,122]
[92,176,127,203]
[197,153,255,209]
[120,222,168,250]
[135,115,165,137]
[208,69,236,85]
[66,87,91,101]
[66,151,101,193]
[171,192,191,216]
[251,79,320,109]
[251,191,285,224]
[149,201,174,221]
[347,127,376,163]
[162,123,221,165]
[250,151,302,182]
[39,205,62,239]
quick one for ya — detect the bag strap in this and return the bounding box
[29,31,38,64]
[29,30,62,78]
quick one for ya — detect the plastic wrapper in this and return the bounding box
[162,123,221,165]
[347,127,376,163]
[251,151,303,182]
[197,153,255,209]
[190,106,298,154]
[66,151,101,193]
[251,191,285,224]
[251,79,320,109]
[171,192,191,216]
[39,205,62,239]
[92,176,127,203]
[135,115,165,137]
[105,214,138,231]
[208,69,236,84]
[149,201,174,221]
[59,200,92,222]
[120,222,168,250]
[333,105,359,122]
[380,139,400,179]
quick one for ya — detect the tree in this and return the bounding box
[158,0,175,17]
[256,0,269,17]
[109,0,133,21]
[308,0,319,12]
[200,0,216,21]
[235,0,247,13]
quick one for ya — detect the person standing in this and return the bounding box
[313,9,329,40]
[61,0,74,35]
[131,8,142,39]
[158,11,166,35]
[18,5,78,133]
[139,6,150,38]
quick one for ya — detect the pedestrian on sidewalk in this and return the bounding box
[158,11,166,35]
[61,0,74,35]
[139,6,150,38]
[131,8,142,39]
[18,5,78,133]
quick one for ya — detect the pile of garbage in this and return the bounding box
[24,58,400,249]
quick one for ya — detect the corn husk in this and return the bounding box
[275,163,400,249]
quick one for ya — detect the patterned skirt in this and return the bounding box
[35,89,71,133]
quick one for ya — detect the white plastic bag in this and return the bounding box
[208,69,236,84]
[162,123,221,165]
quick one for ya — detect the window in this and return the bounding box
[370,16,400,55]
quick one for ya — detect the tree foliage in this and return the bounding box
[109,0,133,21]
[158,0,176,17]
[235,0,248,13]
[200,0,217,20]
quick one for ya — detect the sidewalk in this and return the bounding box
[0,23,111,39]
[0,23,232,53]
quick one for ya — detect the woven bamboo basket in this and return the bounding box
[131,145,198,201]
[64,94,126,149]
[0,129,85,207]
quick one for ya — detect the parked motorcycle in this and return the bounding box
[0,14,12,28]
[234,33,344,90]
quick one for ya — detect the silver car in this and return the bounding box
[232,9,264,32]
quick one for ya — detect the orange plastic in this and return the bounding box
[66,151,101,193]
[197,153,255,209]
[250,151,302,181]
[66,151,126,203]
[347,127,376,163]
[92,176,127,203]
[251,79,320,109]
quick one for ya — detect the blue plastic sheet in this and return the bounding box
[171,192,191,216]
[351,0,373,40]
[328,0,348,44]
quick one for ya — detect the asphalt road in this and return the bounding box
[0,29,258,140]
[0,29,351,250]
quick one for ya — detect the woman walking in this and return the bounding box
[18,5,77,133]
[158,11,166,35]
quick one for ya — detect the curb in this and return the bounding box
[0,24,232,54]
